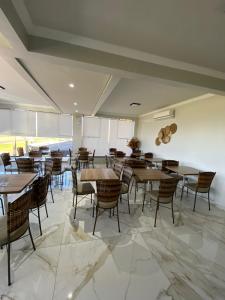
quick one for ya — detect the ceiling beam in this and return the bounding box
[91,75,120,116]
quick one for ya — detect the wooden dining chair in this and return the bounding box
[120,167,133,214]
[109,148,117,155]
[0,189,35,285]
[88,149,95,168]
[0,153,17,173]
[17,147,24,157]
[50,158,65,190]
[181,172,216,211]
[143,177,179,227]
[16,158,38,173]
[115,151,126,158]
[50,150,63,158]
[28,150,42,157]
[78,147,87,152]
[29,174,50,236]
[78,151,89,169]
[113,162,123,179]
[71,167,95,219]
[92,180,121,235]
[44,159,54,203]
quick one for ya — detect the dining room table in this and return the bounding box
[80,168,118,181]
[0,173,37,212]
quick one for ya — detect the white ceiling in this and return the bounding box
[22,0,225,72]
[0,0,224,118]
[0,56,51,109]
[21,58,111,115]
[99,78,205,117]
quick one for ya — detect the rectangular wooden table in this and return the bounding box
[165,165,200,176]
[0,173,37,212]
[133,168,171,182]
[80,168,118,181]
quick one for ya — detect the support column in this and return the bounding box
[72,114,83,151]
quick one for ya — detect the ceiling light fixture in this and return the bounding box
[130,102,141,107]
[75,110,78,113]
[0,85,5,90]
[73,102,78,106]
[69,83,75,88]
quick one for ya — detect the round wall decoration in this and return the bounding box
[155,123,177,146]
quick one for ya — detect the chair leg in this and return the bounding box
[91,193,92,204]
[109,209,112,217]
[127,193,130,214]
[142,192,146,212]
[74,194,78,219]
[117,205,121,233]
[37,207,42,236]
[45,203,48,218]
[50,183,54,203]
[154,202,159,227]
[72,193,75,207]
[92,202,95,218]
[28,226,36,251]
[180,185,184,201]
[193,192,197,212]
[0,198,4,215]
[208,191,211,211]
[93,207,98,235]
[7,241,11,286]
[134,182,137,203]
[171,200,175,224]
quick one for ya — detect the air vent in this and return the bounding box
[153,109,175,120]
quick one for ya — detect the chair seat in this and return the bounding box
[121,182,129,194]
[185,182,209,193]
[5,165,18,172]
[149,190,173,204]
[0,216,29,245]
[94,196,117,209]
[73,182,95,195]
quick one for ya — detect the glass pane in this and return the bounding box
[0,135,15,155]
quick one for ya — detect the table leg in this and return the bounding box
[175,175,184,226]
[3,194,8,213]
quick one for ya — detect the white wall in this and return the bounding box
[137,95,225,208]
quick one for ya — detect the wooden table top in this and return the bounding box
[10,156,69,163]
[144,157,163,163]
[0,173,37,194]
[80,168,118,181]
[166,166,200,175]
[133,169,171,181]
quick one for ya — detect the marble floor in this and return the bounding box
[1,166,225,300]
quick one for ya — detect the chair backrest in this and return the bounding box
[115,151,125,158]
[197,172,216,189]
[17,147,24,157]
[29,150,42,157]
[109,148,117,154]
[124,159,146,169]
[51,150,63,158]
[1,152,11,167]
[39,146,49,155]
[158,178,179,202]
[71,166,78,189]
[144,152,153,158]
[96,180,121,208]
[113,162,123,178]
[7,189,31,236]
[51,158,62,173]
[78,147,87,152]
[161,160,179,172]
[16,158,35,173]
[121,166,133,186]
[78,151,89,161]
[92,149,95,158]
[31,174,49,206]
[44,159,53,175]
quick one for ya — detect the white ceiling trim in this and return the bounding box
[92,75,120,116]
[12,0,225,81]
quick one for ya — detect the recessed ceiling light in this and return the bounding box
[0,85,5,90]
[69,83,75,88]
[130,102,141,107]
[73,102,78,106]
[75,110,78,113]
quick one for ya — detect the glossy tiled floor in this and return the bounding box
[0,166,225,300]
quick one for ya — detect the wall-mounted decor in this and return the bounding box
[155,123,177,146]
